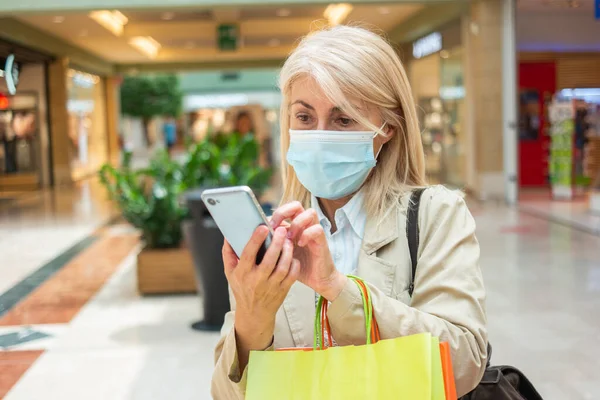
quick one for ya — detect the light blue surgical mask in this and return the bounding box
[286,127,384,200]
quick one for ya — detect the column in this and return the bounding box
[502,0,518,205]
[105,76,121,165]
[47,57,73,187]
[466,0,513,200]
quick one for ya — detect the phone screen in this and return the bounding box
[201,187,273,264]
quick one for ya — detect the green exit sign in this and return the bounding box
[217,24,239,51]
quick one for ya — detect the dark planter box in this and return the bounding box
[184,189,230,331]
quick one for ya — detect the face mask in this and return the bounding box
[286,127,384,200]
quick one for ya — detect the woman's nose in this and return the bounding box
[316,121,330,131]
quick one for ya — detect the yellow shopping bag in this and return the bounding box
[246,276,449,400]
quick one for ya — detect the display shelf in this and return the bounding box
[584,137,600,185]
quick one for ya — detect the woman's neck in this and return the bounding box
[317,194,353,233]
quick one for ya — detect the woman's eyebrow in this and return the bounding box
[289,100,363,113]
[331,105,363,114]
[289,100,314,110]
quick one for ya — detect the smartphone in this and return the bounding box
[201,186,274,264]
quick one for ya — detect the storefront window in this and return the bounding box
[439,49,466,187]
[411,47,466,187]
[67,69,108,180]
[0,93,40,176]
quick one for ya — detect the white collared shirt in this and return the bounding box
[311,191,368,277]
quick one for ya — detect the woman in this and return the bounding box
[212,25,487,399]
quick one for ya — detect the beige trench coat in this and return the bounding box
[211,186,488,399]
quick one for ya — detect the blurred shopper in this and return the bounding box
[163,117,177,153]
[234,111,254,136]
[212,26,487,399]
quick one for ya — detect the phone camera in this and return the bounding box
[207,198,217,206]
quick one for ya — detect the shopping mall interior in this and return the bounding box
[0,0,599,399]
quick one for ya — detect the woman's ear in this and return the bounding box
[382,124,395,144]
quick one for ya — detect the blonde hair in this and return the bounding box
[278,25,426,220]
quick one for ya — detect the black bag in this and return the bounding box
[406,189,544,400]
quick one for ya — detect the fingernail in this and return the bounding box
[269,219,276,228]
[287,231,293,239]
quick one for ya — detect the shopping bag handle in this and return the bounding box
[314,276,380,349]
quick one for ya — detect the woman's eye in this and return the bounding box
[337,117,355,127]
[296,113,311,123]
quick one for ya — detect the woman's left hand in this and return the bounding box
[270,202,347,301]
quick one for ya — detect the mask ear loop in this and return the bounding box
[373,122,388,160]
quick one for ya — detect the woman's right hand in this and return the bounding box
[222,225,299,370]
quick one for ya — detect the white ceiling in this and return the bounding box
[16,4,423,64]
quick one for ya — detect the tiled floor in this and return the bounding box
[519,189,600,236]
[3,251,219,400]
[0,351,43,398]
[0,234,139,326]
[1,185,600,399]
[0,180,116,294]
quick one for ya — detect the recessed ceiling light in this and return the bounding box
[323,3,353,26]
[268,38,281,47]
[377,7,391,15]
[53,16,65,23]
[129,36,162,59]
[276,8,291,17]
[89,10,129,36]
[161,12,175,20]
[470,22,480,36]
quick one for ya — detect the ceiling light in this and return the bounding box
[324,3,353,26]
[89,10,128,37]
[161,12,175,20]
[129,36,161,59]
[276,8,291,17]
[53,16,65,23]
[470,22,480,36]
[377,7,391,15]
[268,38,281,47]
[440,50,450,59]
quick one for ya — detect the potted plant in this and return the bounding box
[99,151,196,295]
[98,129,273,303]
[120,74,183,147]
[184,132,272,193]
[181,132,273,330]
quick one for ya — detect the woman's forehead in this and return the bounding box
[289,76,328,103]
[289,77,366,113]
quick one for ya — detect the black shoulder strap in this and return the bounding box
[407,188,426,297]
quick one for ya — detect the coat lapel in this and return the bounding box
[283,281,315,347]
[357,205,401,296]
[282,202,403,346]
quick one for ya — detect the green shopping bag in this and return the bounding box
[246,276,447,400]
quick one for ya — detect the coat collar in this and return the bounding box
[362,204,400,255]
[282,203,404,347]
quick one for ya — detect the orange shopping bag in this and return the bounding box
[440,342,458,400]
